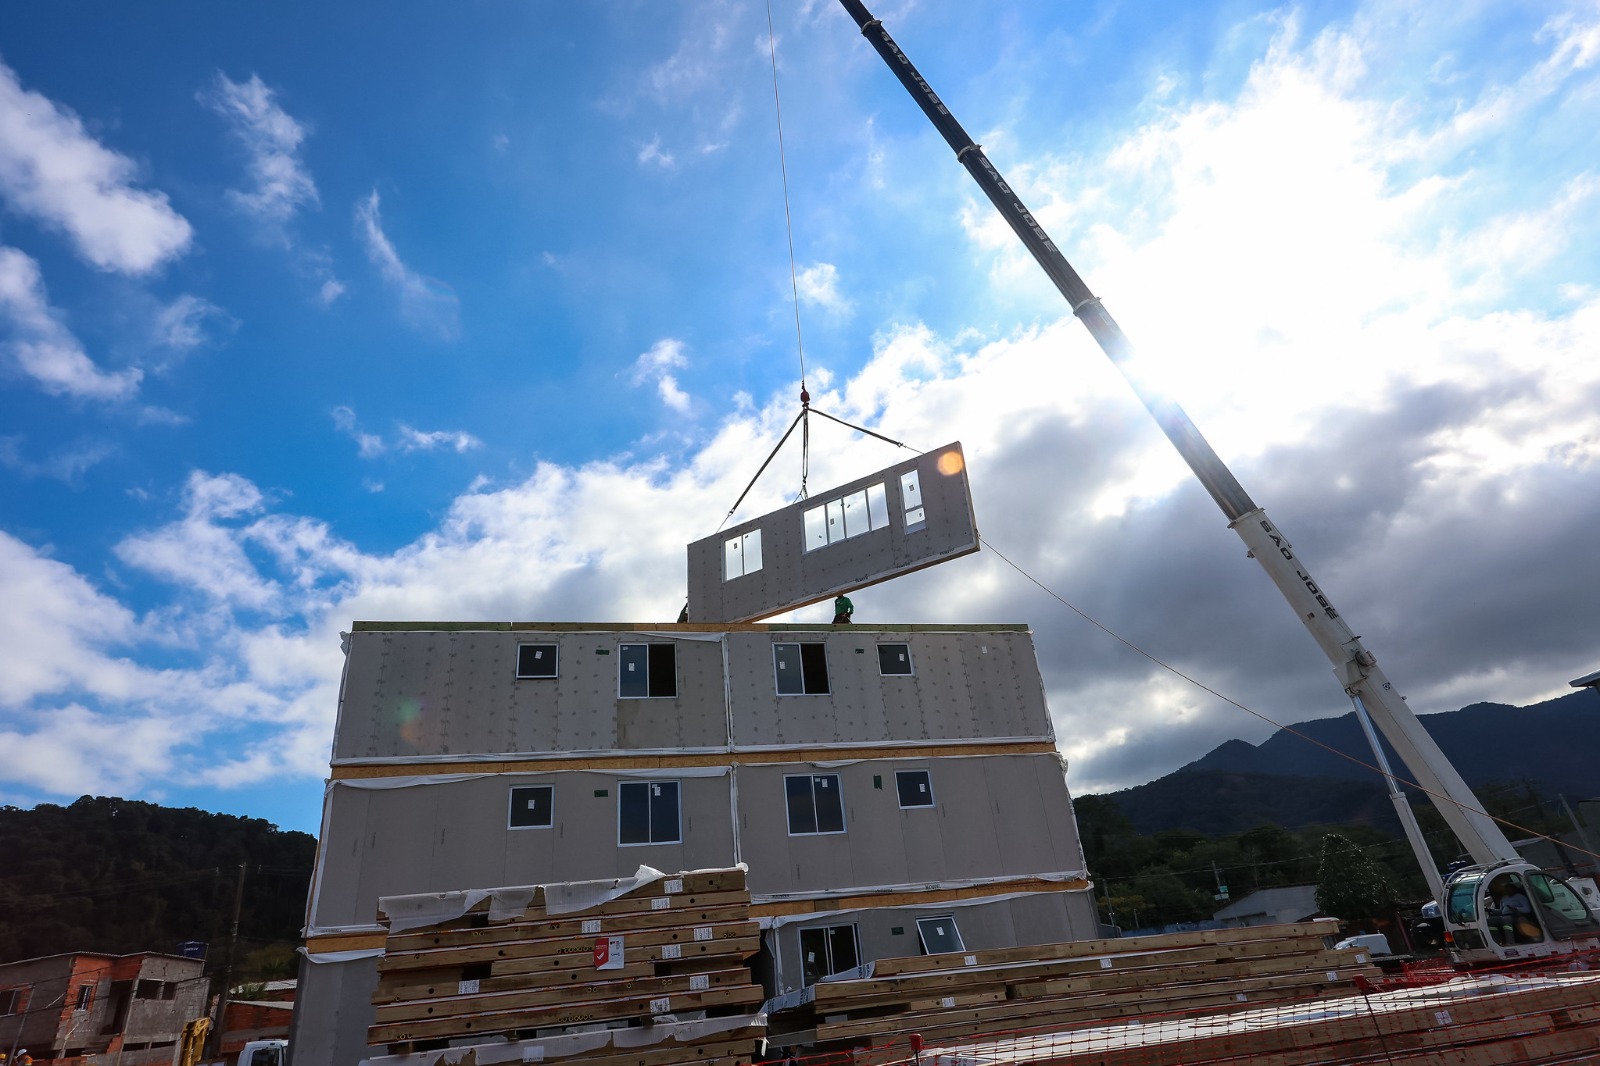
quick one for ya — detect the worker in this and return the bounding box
[15,1051,31,1066]
[1487,875,1538,944]
[832,593,854,624]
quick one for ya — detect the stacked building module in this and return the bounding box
[290,443,1099,1063]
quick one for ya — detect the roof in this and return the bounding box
[351,620,1032,633]
[1211,884,1320,921]
[1570,668,1600,689]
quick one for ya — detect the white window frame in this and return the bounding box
[901,470,927,532]
[785,772,847,836]
[916,915,965,954]
[618,642,677,699]
[895,769,935,809]
[723,528,764,580]
[508,784,555,830]
[877,643,914,676]
[515,643,559,679]
[803,483,891,552]
[773,642,830,695]
[618,780,682,846]
[798,922,861,986]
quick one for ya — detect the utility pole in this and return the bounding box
[209,863,247,1058]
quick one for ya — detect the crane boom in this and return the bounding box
[837,0,1519,866]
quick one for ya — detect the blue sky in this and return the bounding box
[2,0,1598,836]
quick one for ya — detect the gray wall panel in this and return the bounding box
[287,953,379,1066]
[687,444,979,623]
[313,773,738,930]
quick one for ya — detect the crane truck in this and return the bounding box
[834,0,1600,966]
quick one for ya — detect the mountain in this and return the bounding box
[1099,688,1600,836]
[0,795,316,965]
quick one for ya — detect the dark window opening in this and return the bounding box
[160,981,176,1000]
[878,643,913,675]
[516,643,559,679]
[786,773,846,835]
[75,984,94,1010]
[0,989,20,1015]
[619,781,681,845]
[135,979,161,1000]
[775,643,830,695]
[620,643,677,698]
[896,770,934,808]
[509,785,554,829]
[799,924,861,986]
[916,915,964,954]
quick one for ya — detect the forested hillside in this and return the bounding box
[0,796,315,967]
[1099,690,1600,837]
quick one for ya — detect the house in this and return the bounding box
[1211,885,1323,929]
[288,445,1099,1064]
[0,952,207,1066]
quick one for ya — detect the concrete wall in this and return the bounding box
[686,444,979,623]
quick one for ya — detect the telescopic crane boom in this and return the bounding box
[834,0,1518,868]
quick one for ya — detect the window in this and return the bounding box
[896,770,934,808]
[516,643,559,679]
[916,915,964,954]
[619,781,681,845]
[803,483,890,551]
[75,984,94,1011]
[723,529,763,580]
[0,988,21,1015]
[619,643,676,698]
[136,979,162,999]
[799,924,861,986]
[877,643,913,676]
[901,470,926,532]
[774,643,830,695]
[508,785,554,829]
[785,773,846,835]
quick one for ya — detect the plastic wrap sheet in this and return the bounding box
[379,885,541,934]
[755,871,1088,928]
[359,1011,765,1066]
[301,947,386,964]
[331,751,738,770]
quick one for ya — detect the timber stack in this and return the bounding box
[768,920,1381,1056]
[364,867,765,1066]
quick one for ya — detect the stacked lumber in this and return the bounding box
[772,921,1379,1053]
[367,867,765,1064]
[917,970,1600,1066]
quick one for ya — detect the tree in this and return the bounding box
[1315,832,1394,923]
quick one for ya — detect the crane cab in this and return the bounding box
[1441,860,1600,965]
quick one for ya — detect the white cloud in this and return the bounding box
[629,338,693,413]
[0,436,113,483]
[318,277,346,305]
[0,57,191,275]
[794,262,852,316]
[396,425,483,454]
[355,190,461,339]
[332,405,483,457]
[200,72,320,227]
[0,245,141,400]
[332,405,385,457]
[637,136,676,169]
[3,0,1599,818]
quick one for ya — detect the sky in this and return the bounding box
[2,0,1598,837]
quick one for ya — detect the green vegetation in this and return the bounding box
[1315,831,1395,923]
[1076,793,1428,929]
[0,796,315,971]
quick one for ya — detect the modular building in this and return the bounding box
[289,446,1100,1063]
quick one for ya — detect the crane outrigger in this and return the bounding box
[835,0,1600,965]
